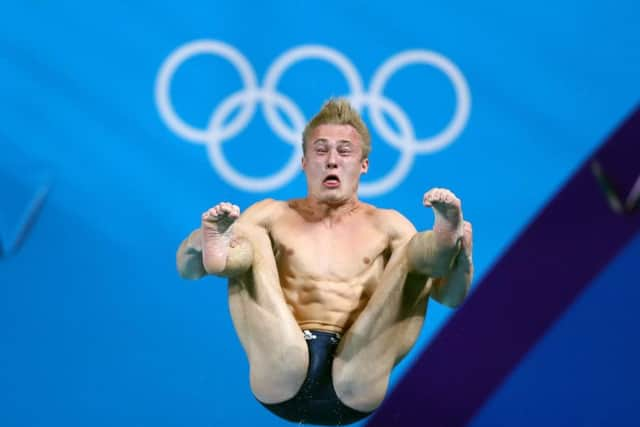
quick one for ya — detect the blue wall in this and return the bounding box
[471,230,640,427]
[1,1,638,425]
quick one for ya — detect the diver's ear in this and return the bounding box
[361,157,369,174]
[301,156,307,170]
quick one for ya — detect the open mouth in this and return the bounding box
[323,174,340,188]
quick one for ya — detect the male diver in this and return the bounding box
[176,99,473,425]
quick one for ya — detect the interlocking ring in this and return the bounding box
[155,39,471,196]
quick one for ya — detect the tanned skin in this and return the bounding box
[176,124,473,412]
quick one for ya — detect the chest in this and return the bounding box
[270,218,389,278]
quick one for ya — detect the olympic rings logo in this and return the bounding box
[155,40,471,196]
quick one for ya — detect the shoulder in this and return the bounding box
[366,204,417,244]
[237,198,288,227]
[245,198,286,212]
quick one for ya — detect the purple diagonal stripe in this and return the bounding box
[367,105,640,427]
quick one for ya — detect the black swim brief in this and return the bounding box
[258,330,373,426]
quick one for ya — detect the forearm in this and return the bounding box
[407,230,461,278]
[430,251,473,307]
[176,229,207,280]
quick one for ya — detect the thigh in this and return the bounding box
[332,248,432,412]
[227,229,308,404]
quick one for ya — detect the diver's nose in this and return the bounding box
[326,150,338,169]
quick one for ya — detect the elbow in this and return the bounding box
[440,293,467,309]
[178,268,205,280]
[432,291,467,309]
[176,253,207,280]
[431,277,470,308]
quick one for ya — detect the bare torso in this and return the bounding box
[181,186,469,411]
[178,114,471,414]
[263,199,399,334]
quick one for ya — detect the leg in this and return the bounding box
[332,245,432,412]
[226,227,309,404]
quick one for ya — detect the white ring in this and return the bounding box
[155,41,471,195]
[358,94,416,197]
[206,90,305,192]
[155,40,258,144]
[369,50,471,153]
[262,45,365,143]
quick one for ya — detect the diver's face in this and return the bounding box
[302,124,369,204]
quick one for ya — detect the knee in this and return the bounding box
[250,344,309,404]
[332,364,389,413]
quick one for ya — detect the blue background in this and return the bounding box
[1,1,638,426]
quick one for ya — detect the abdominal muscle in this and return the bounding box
[279,257,385,334]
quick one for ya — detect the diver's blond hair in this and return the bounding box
[302,98,371,158]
